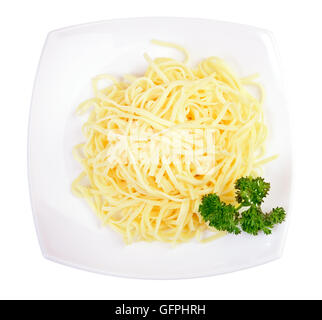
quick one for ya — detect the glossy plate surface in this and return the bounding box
[28,17,291,279]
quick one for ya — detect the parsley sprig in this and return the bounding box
[199,176,286,235]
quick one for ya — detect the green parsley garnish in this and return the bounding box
[199,176,286,235]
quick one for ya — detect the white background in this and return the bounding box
[0,0,321,300]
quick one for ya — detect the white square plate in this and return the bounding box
[28,17,291,279]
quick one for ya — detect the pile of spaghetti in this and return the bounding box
[72,40,271,244]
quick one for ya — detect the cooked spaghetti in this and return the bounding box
[71,40,270,244]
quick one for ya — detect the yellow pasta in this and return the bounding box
[71,40,269,244]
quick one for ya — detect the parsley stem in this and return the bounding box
[235,204,243,211]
